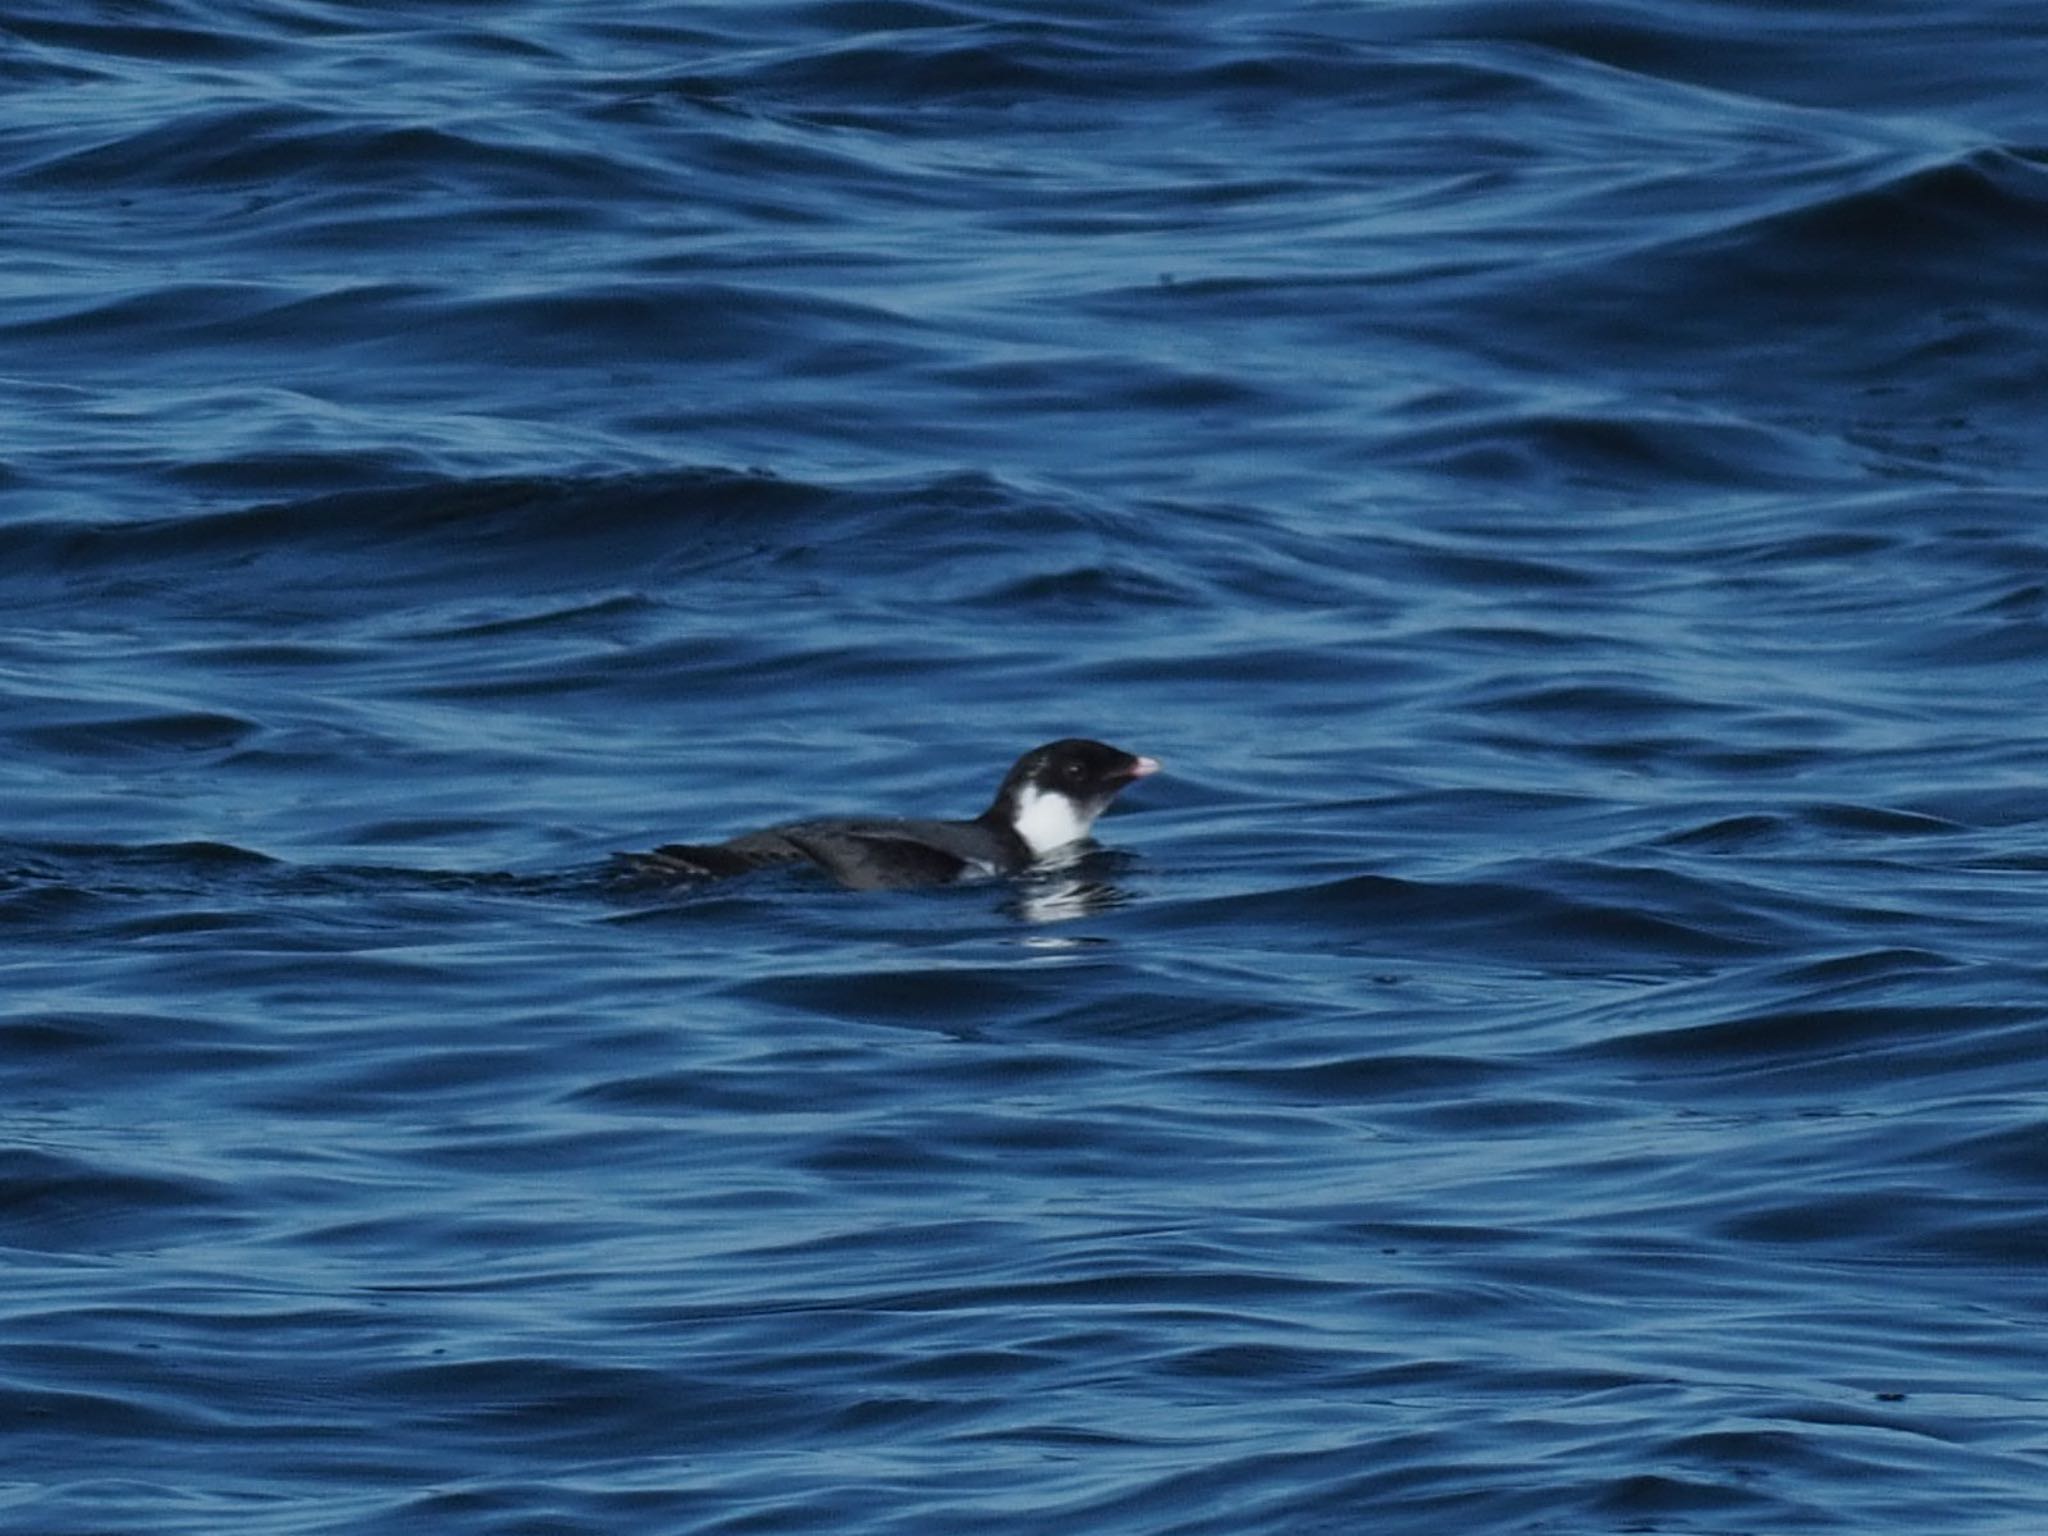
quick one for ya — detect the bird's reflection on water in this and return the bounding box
[1003,847,1140,925]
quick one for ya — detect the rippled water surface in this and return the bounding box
[6,3,2048,1532]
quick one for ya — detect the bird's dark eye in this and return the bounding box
[1063,761,1086,782]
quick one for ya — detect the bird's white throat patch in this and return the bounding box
[1009,785,1097,858]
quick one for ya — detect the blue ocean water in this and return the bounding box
[5,2,2048,1531]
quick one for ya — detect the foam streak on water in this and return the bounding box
[4,4,2048,1533]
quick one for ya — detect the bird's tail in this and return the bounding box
[612,836,806,883]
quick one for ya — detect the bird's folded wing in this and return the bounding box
[785,829,973,890]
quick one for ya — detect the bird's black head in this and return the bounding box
[987,738,1160,857]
